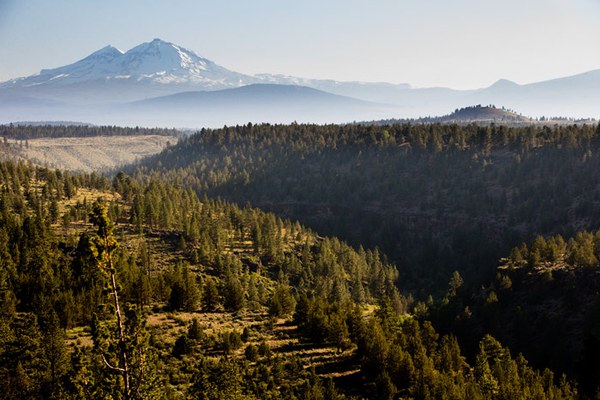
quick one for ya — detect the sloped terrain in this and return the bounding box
[12,135,173,172]
[0,125,177,172]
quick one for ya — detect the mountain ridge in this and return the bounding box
[1,38,600,125]
[123,83,387,126]
[131,83,375,106]
[0,38,255,96]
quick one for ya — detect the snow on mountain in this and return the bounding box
[1,38,599,125]
[1,39,256,92]
[255,73,412,103]
[1,45,124,88]
[111,39,255,87]
[0,39,412,104]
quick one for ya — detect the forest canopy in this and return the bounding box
[3,119,600,398]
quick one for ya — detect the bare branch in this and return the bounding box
[101,353,126,373]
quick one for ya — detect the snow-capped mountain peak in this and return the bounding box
[3,38,599,121]
[86,45,124,59]
[1,38,254,91]
[117,39,212,82]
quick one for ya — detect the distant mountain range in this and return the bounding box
[126,84,386,126]
[1,38,599,127]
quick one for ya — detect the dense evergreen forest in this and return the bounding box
[132,122,600,294]
[429,231,600,395]
[0,159,581,399]
[0,124,179,140]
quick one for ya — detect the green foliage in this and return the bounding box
[0,153,591,398]
[167,264,201,311]
[221,331,243,354]
[568,232,598,268]
[0,124,178,140]
[172,333,193,358]
[295,297,353,347]
[188,318,205,341]
[202,278,221,311]
[189,357,252,400]
[257,340,271,358]
[0,314,47,399]
[507,231,600,270]
[435,229,600,397]
[268,283,296,317]
[244,344,259,362]
[131,122,600,291]
[352,313,575,399]
[223,272,245,312]
[88,203,163,399]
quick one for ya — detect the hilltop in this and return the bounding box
[368,105,597,126]
[436,105,531,123]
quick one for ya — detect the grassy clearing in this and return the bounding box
[66,326,93,349]
[146,309,358,375]
[13,135,173,172]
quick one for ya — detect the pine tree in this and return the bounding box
[268,283,296,317]
[202,278,220,312]
[41,310,69,397]
[223,272,245,312]
[188,318,204,341]
[88,202,162,399]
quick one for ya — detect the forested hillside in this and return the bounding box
[367,105,598,126]
[132,122,600,293]
[430,230,600,395]
[0,160,577,399]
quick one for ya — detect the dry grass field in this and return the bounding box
[11,135,173,172]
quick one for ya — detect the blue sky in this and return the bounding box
[1,0,599,89]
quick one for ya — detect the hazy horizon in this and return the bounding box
[1,0,600,90]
